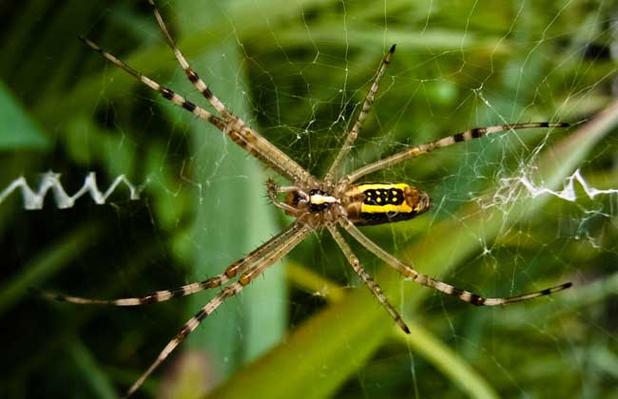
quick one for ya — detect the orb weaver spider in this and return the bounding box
[47,0,572,396]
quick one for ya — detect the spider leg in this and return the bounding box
[146,0,317,184]
[342,122,570,184]
[327,224,410,333]
[147,0,227,115]
[81,37,219,122]
[81,38,315,184]
[324,45,396,183]
[43,222,304,306]
[265,178,311,216]
[268,197,302,215]
[123,222,311,398]
[339,218,571,306]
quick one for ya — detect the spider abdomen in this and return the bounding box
[344,183,431,226]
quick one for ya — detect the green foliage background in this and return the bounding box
[0,0,616,398]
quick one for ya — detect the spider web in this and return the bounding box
[0,0,616,398]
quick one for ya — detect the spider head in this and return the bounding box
[284,189,310,210]
[267,180,339,218]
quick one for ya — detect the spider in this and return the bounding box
[47,1,572,397]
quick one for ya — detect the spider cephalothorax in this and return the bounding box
[266,181,343,226]
[47,1,572,396]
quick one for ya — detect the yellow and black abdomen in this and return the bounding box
[344,183,431,226]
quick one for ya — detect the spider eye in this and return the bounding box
[297,194,309,204]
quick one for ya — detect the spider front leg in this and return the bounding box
[147,0,228,116]
[145,0,321,185]
[82,17,316,184]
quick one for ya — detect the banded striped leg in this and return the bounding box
[147,0,317,185]
[324,44,397,183]
[327,224,410,333]
[341,122,570,184]
[148,0,227,115]
[340,219,572,305]
[82,38,315,184]
[124,222,311,398]
[81,37,218,125]
[44,222,304,307]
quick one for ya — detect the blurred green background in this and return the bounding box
[0,0,616,398]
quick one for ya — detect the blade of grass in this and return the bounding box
[68,338,116,399]
[165,0,286,387]
[394,326,499,399]
[0,81,49,150]
[0,222,100,314]
[253,24,510,54]
[288,257,499,399]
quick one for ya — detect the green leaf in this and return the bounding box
[0,80,49,150]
